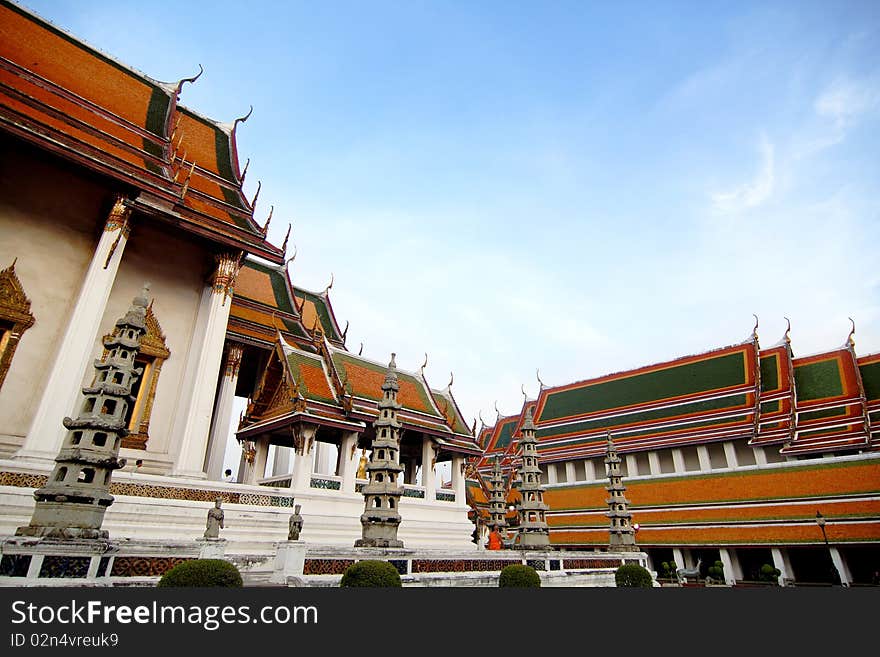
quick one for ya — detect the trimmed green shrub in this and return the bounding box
[499,564,541,587]
[615,563,654,588]
[660,561,676,581]
[340,560,402,587]
[157,559,242,587]
[758,564,781,583]
[707,560,724,582]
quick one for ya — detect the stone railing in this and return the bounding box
[310,476,342,491]
[402,485,425,499]
[257,474,291,488]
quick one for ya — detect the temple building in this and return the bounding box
[469,323,880,585]
[0,0,481,552]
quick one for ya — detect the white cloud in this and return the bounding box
[711,135,776,213]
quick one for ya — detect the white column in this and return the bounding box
[583,459,595,480]
[451,455,466,504]
[243,439,269,485]
[771,548,793,586]
[671,449,685,473]
[672,547,685,570]
[171,253,240,478]
[204,343,244,480]
[547,463,558,484]
[719,548,737,585]
[273,446,291,476]
[723,442,739,469]
[565,461,576,482]
[829,548,852,586]
[421,438,436,502]
[647,452,661,476]
[625,454,639,477]
[696,445,711,472]
[754,446,768,465]
[290,425,317,493]
[16,197,132,464]
[338,431,360,494]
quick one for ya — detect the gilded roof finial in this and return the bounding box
[341,320,349,344]
[263,205,273,235]
[783,317,791,344]
[494,400,502,419]
[447,371,454,389]
[240,157,250,182]
[282,223,292,254]
[847,317,856,348]
[421,353,428,372]
[536,369,546,390]
[174,63,203,96]
[250,180,261,209]
[521,383,528,403]
[323,272,334,295]
[471,418,477,436]
[358,342,364,356]
[478,410,486,429]
[233,105,254,131]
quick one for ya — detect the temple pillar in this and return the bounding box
[338,431,360,493]
[405,458,418,485]
[719,548,737,585]
[671,448,685,473]
[723,442,739,469]
[421,439,436,502]
[696,445,711,472]
[204,343,244,480]
[451,455,466,504]
[251,440,269,483]
[583,459,595,480]
[290,425,317,493]
[830,548,852,586]
[647,452,661,476]
[171,253,240,478]
[273,446,292,476]
[771,548,793,586]
[672,548,685,570]
[546,463,558,484]
[754,446,768,466]
[16,197,132,465]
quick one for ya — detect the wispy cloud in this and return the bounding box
[711,135,775,213]
[797,77,880,155]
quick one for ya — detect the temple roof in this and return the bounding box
[471,324,877,468]
[237,335,482,454]
[0,0,283,262]
[229,257,344,349]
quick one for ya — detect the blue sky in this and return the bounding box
[19,0,880,438]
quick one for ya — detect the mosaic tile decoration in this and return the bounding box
[0,471,296,507]
[39,555,90,578]
[303,559,354,575]
[110,556,191,577]
[411,559,509,573]
[562,558,623,570]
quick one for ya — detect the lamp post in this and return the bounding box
[815,511,841,585]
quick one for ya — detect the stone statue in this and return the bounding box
[288,504,303,541]
[204,497,225,539]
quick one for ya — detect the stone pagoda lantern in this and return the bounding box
[488,455,507,531]
[17,285,150,540]
[355,353,405,548]
[604,433,638,551]
[516,407,550,548]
